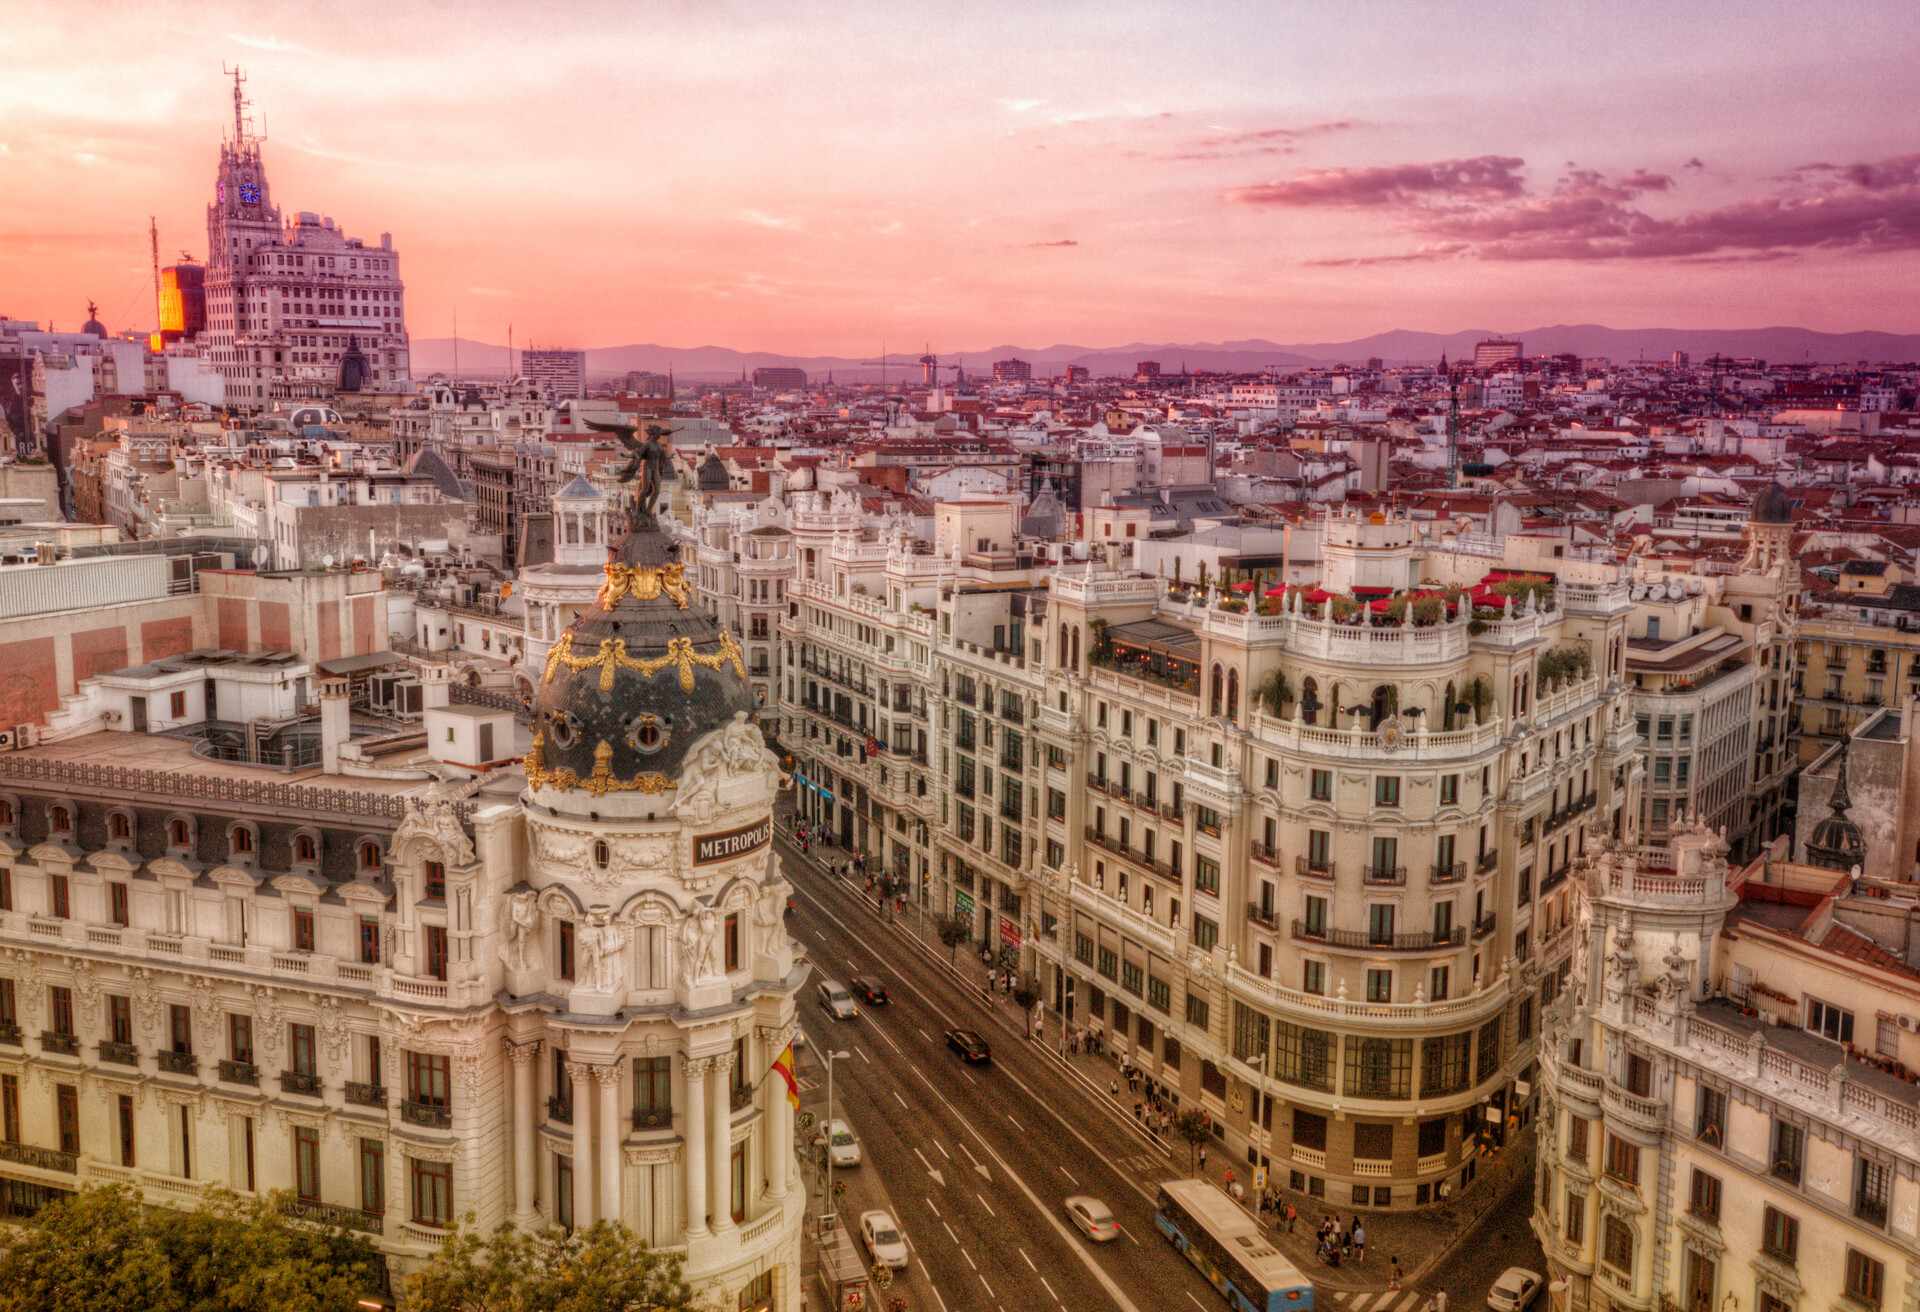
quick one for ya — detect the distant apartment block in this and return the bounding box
[1473,338,1523,369]
[522,348,587,399]
[992,358,1032,383]
[752,367,808,389]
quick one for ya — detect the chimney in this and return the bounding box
[419,663,452,712]
[318,675,351,774]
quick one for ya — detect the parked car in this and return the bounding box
[816,979,859,1021]
[945,1028,991,1064]
[1488,1268,1543,1312]
[1064,1195,1119,1242]
[860,1209,910,1269]
[848,974,889,1006]
[814,1119,862,1168]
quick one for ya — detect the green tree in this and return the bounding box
[403,1218,692,1312]
[0,1184,385,1312]
[1175,1109,1214,1173]
[933,912,973,962]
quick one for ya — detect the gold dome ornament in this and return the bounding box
[541,630,748,694]
[523,733,676,797]
[596,560,691,610]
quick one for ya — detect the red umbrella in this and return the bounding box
[1264,584,1288,597]
[1232,580,1255,592]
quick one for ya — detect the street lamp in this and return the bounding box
[823,1049,851,1224]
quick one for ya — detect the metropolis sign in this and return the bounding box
[694,818,772,866]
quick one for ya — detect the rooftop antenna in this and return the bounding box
[1442,351,1461,490]
[221,64,250,147]
[453,307,459,379]
[507,322,513,380]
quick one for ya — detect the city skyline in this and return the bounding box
[5,1,1920,356]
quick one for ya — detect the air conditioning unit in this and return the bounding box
[1899,1015,1916,1032]
[0,731,12,751]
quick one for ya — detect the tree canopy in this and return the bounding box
[0,1185,385,1312]
[403,1218,693,1312]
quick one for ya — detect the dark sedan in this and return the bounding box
[945,1028,991,1065]
[849,975,890,1005]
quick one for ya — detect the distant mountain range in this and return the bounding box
[410,323,1920,380]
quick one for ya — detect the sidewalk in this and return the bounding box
[776,814,1533,1292]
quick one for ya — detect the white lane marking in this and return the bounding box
[1058,1165,1079,1185]
[893,1089,909,1110]
[906,1063,1145,1312]
[1187,1295,1207,1310]
[913,1148,934,1174]
[1040,1276,1059,1300]
[923,1193,941,1218]
[960,1067,978,1086]
[926,1278,949,1312]
[942,1220,960,1244]
[856,1046,872,1065]
[977,1192,996,1217]
[1006,1113,1026,1132]
[935,1140,951,1159]
[917,1027,932,1041]
[1118,1222,1141,1245]
[962,1247,977,1271]
[1020,1247,1037,1272]
[980,1274,996,1299]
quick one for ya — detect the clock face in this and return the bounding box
[239,182,261,205]
[217,180,226,204]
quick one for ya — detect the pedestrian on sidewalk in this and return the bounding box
[1110,1079,1120,1099]
[1388,1257,1402,1292]
[1284,1202,1297,1233]
[1198,1146,1208,1172]
[1351,1219,1366,1264]
[1435,1290,1449,1312]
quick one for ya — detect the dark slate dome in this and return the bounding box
[1751,482,1795,525]
[527,517,754,802]
[697,451,729,492]
[1806,742,1867,873]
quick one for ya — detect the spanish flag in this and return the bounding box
[770,1043,800,1110]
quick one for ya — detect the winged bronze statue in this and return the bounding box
[584,418,676,523]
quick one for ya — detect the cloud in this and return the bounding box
[1027,239,1079,248]
[1136,119,1361,164]
[1287,154,1920,266]
[873,220,904,237]
[997,98,1046,113]
[226,32,313,54]
[1684,157,1706,171]
[738,209,801,231]
[1227,155,1527,207]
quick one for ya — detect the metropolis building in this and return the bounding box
[0,513,805,1308]
[198,75,412,406]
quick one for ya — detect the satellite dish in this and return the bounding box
[251,544,268,568]
[322,554,336,569]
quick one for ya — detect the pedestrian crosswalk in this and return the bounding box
[1331,1289,1426,1312]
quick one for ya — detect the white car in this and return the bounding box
[860,1208,909,1270]
[1065,1195,1119,1242]
[1488,1268,1544,1312]
[815,1119,862,1168]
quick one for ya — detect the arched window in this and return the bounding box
[1059,623,1070,668]
[1070,628,1081,670]
[1301,677,1320,726]
[0,800,13,827]
[1210,664,1224,717]
[169,818,190,847]
[359,841,382,871]
[1226,669,1240,722]
[108,812,131,840]
[295,833,318,863]
[424,861,446,899]
[231,826,254,854]
[593,840,610,869]
[1372,684,1394,728]
[49,805,71,834]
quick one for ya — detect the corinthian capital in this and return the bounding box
[591,1062,622,1088]
[502,1037,543,1066]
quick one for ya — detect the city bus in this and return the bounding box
[1155,1178,1315,1312]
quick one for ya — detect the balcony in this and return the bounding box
[0,1022,20,1046]
[1363,865,1407,887]
[547,1095,573,1125]
[0,1141,77,1174]
[1247,902,1280,931]
[1855,1195,1889,1228]
[345,1082,388,1108]
[402,1100,453,1129]
[1473,913,1499,941]
[218,1059,259,1086]
[98,1040,140,1066]
[1430,862,1466,885]
[730,1083,756,1112]
[1292,920,1466,952]
[1477,850,1499,874]
[280,1197,384,1235]
[157,1050,198,1076]
[1295,856,1335,881]
[1251,844,1281,868]
[41,1031,79,1057]
[632,1106,672,1132]
[281,1070,324,1097]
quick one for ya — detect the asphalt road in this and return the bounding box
[784,850,1230,1312]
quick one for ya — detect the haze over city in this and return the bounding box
[5,0,1920,354]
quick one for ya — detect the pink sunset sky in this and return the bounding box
[4,0,1918,355]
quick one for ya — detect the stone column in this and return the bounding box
[708,1062,733,1233]
[767,1071,791,1200]
[567,1060,594,1227]
[684,1057,710,1236]
[595,1063,622,1224]
[505,1038,541,1224]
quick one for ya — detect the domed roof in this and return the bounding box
[1806,743,1866,873]
[1751,482,1795,525]
[697,451,729,492]
[525,517,753,807]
